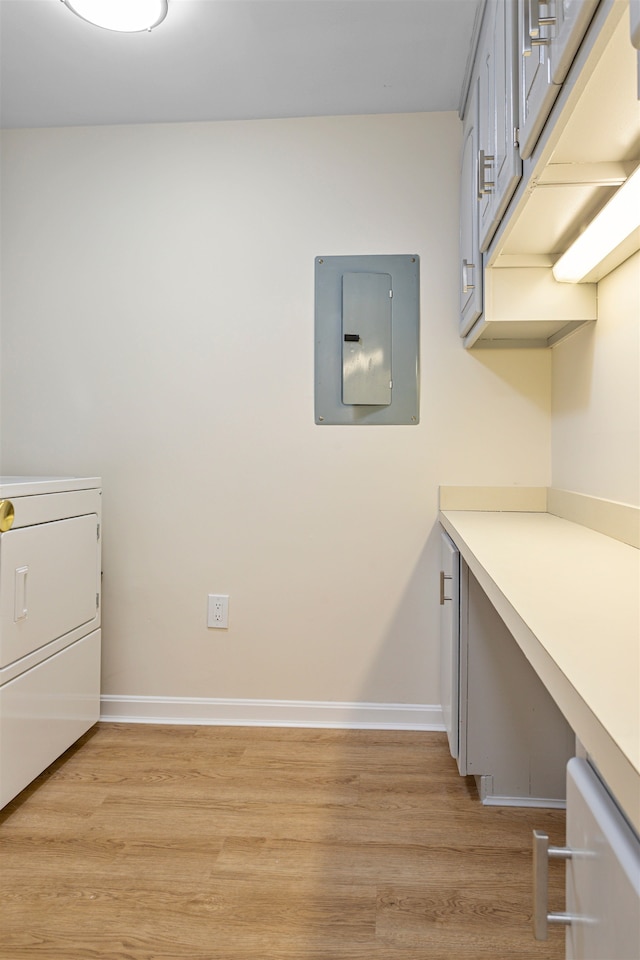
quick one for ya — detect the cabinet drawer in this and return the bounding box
[0,629,101,808]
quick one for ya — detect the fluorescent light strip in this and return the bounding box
[552,164,640,283]
[62,0,168,33]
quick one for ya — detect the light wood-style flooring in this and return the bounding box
[0,723,566,959]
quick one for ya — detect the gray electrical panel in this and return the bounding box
[314,255,419,425]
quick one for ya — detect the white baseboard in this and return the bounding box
[475,775,567,808]
[479,794,567,809]
[100,696,444,731]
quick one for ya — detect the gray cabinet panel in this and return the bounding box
[461,563,575,804]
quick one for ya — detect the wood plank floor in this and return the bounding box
[0,724,566,960]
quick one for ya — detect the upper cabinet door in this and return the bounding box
[518,0,559,159]
[479,0,522,250]
[459,76,483,336]
[518,0,600,158]
[477,0,497,249]
[549,0,600,82]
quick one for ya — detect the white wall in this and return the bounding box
[552,252,640,507]
[0,114,551,717]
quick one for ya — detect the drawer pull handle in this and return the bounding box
[533,830,575,940]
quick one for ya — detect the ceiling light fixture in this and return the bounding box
[61,0,168,33]
[552,164,640,283]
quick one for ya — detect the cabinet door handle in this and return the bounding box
[528,0,556,46]
[477,150,495,198]
[462,259,475,294]
[440,570,452,605]
[523,0,555,55]
[532,830,575,940]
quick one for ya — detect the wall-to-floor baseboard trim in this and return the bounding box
[100,696,444,731]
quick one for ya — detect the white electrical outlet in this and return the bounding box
[207,594,229,629]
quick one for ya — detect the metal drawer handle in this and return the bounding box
[533,830,575,940]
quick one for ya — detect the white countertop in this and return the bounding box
[439,508,640,834]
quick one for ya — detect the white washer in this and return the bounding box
[0,476,102,808]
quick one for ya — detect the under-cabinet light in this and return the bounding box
[62,0,168,33]
[552,164,640,283]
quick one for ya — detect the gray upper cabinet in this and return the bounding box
[517,0,600,159]
[548,0,601,81]
[459,76,483,336]
[517,0,560,160]
[457,0,639,348]
[478,0,522,250]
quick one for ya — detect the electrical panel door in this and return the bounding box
[341,272,392,405]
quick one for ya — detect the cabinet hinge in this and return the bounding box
[514,127,520,148]
[389,289,393,298]
[96,593,100,609]
[97,523,101,541]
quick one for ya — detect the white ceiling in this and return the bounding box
[0,0,480,128]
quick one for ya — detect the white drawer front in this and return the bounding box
[0,513,99,668]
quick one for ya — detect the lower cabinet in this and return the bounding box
[440,529,575,807]
[533,757,640,959]
[459,563,575,804]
